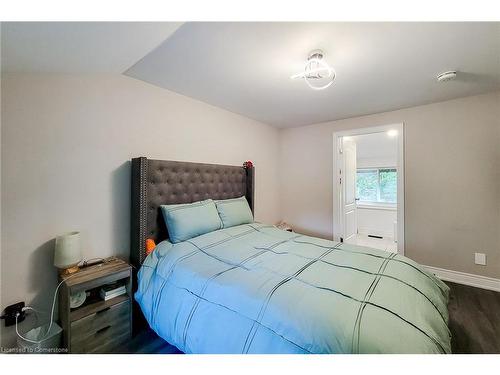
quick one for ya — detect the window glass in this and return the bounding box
[379,168,397,203]
[356,168,397,204]
[356,169,378,202]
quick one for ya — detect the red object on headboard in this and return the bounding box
[243,160,253,168]
[145,238,156,256]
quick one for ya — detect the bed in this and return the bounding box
[130,157,451,354]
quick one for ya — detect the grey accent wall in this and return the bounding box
[0,74,281,347]
[279,91,500,278]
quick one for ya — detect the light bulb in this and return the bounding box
[387,130,398,137]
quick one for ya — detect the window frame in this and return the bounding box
[356,167,398,207]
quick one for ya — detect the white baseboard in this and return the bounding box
[424,265,500,292]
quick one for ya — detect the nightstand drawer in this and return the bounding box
[71,320,130,353]
[71,299,130,336]
[70,300,130,353]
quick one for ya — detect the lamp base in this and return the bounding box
[58,265,80,276]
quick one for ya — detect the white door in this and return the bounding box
[342,137,357,242]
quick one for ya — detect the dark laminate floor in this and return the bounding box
[118,282,500,354]
[116,328,181,354]
[447,282,500,354]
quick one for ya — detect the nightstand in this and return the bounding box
[58,257,132,353]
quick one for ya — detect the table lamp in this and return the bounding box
[54,231,82,275]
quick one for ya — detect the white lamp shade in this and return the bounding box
[54,231,82,269]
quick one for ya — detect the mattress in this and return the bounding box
[135,223,451,353]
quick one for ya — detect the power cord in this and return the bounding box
[15,257,115,344]
[15,272,79,344]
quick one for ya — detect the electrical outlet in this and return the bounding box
[474,252,487,266]
[1,301,25,327]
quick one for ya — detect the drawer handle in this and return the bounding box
[95,325,111,335]
[96,307,111,314]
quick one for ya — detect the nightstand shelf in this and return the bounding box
[70,294,129,322]
[58,257,132,353]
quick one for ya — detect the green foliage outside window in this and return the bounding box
[356,168,397,203]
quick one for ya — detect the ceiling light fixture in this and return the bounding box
[291,50,336,90]
[436,71,457,82]
[387,129,398,137]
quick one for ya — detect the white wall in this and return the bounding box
[357,208,397,238]
[0,74,281,347]
[357,159,396,169]
[279,92,500,279]
[353,132,398,238]
[354,132,398,168]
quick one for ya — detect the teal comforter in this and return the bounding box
[135,223,451,353]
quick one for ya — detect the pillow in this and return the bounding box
[215,196,254,228]
[160,199,222,243]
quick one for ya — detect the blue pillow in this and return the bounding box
[215,196,254,228]
[161,199,222,243]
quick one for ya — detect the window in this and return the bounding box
[356,168,397,204]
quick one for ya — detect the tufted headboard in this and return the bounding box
[130,157,255,269]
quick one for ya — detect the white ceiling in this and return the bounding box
[1,22,182,73]
[353,132,398,165]
[2,22,499,128]
[126,22,500,128]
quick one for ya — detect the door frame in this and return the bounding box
[332,123,405,255]
[340,137,358,242]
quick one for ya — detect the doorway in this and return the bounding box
[332,124,404,255]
